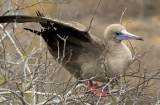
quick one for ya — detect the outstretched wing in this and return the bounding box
[0,11,106,80]
[0,12,90,41]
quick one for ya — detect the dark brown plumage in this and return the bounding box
[0,11,103,80]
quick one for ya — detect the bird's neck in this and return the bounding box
[105,41,130,56]
[105,41,132,76]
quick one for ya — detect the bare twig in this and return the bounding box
[120,8,127,26]
[58,0,63,20]
[88,0,101,31]
[125,18,133,28]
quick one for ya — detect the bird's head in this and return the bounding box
[104,24,143,43]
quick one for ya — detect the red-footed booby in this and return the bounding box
[0,11,143,98]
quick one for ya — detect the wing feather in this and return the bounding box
[0,11,106,80]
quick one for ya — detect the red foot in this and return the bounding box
[85,80,108,99]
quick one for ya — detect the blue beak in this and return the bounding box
[116,30,143,41]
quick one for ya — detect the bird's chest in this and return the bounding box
[105,45,132,77]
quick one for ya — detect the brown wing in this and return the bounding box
[0,11,106,80]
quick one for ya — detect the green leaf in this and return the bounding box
[22,56,26,60]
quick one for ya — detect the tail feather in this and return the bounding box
[24,28,41,35]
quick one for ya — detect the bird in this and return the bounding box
[0,11,143,98]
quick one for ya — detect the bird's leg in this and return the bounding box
[85,80,108,99]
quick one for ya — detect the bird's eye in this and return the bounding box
[115,32,121,35]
